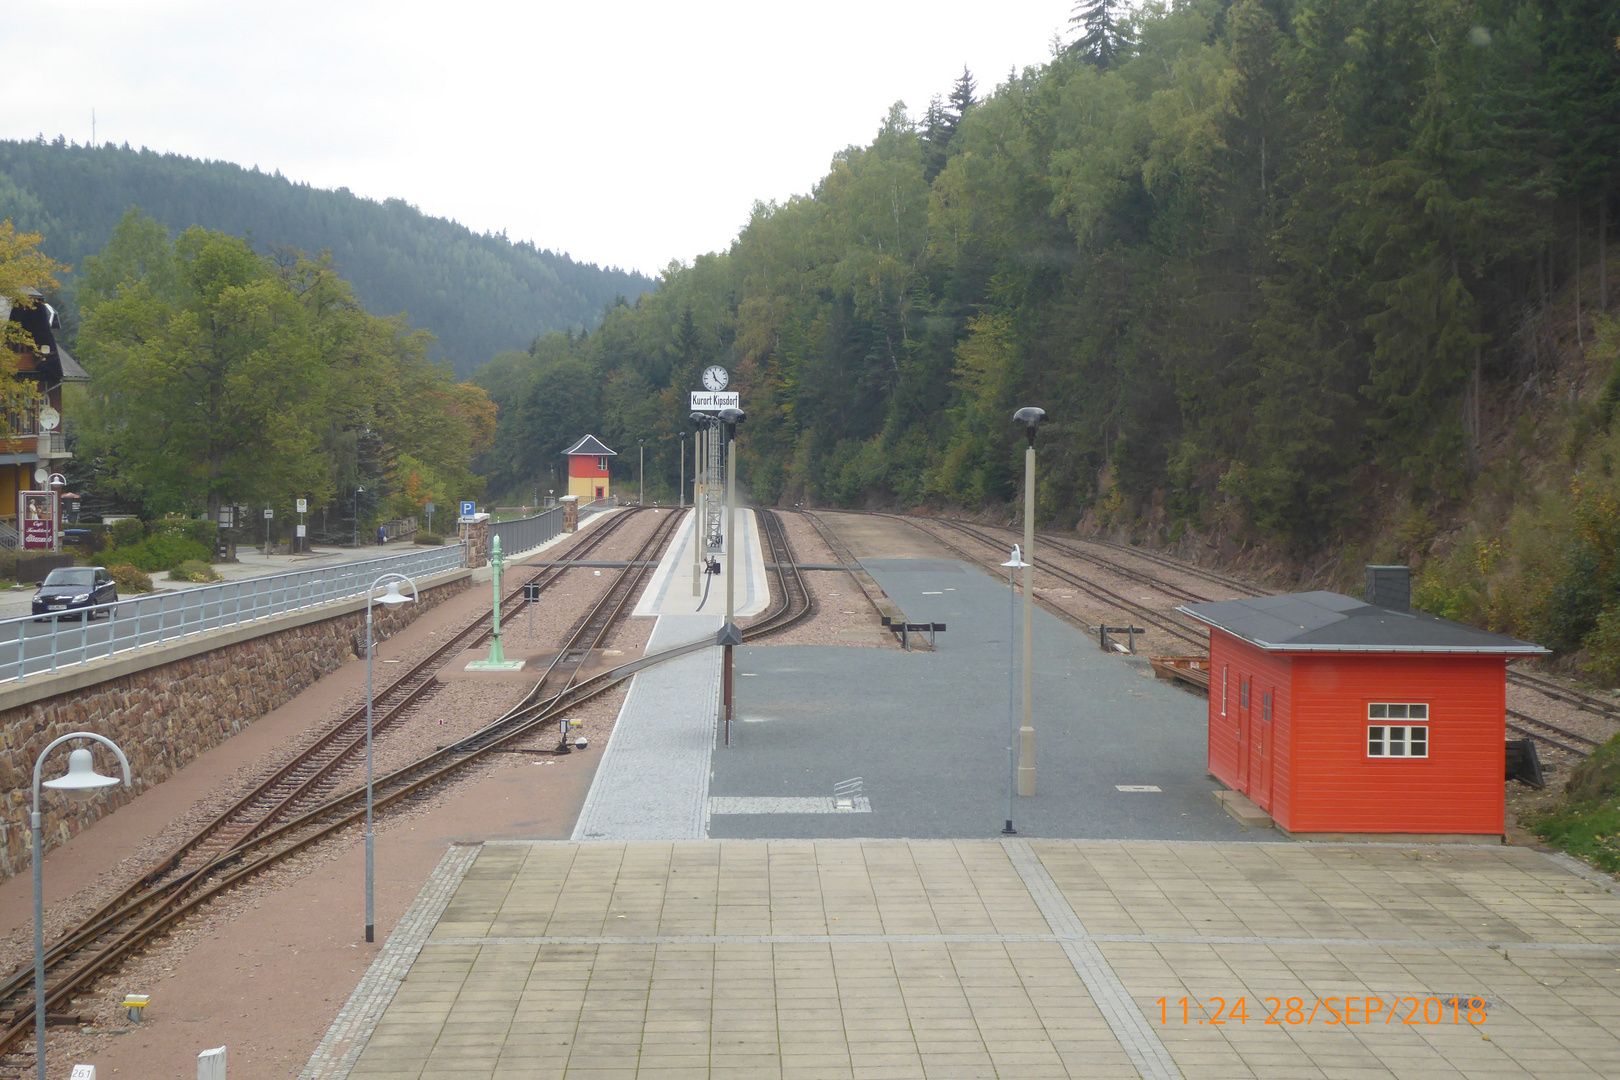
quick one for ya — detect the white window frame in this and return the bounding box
[597,455,609,471]
[1367,703,1429,758]
[1221,664,1229,717]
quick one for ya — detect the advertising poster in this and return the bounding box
[19,490,57,550]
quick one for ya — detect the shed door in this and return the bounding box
[1254,689,1275,812]
[1236,677,1251,788]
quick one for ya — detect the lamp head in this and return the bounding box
[718,407,745,425]
[378,580,413,605]
[689,411,710,425]
[43,747,122,805]
[1013,407,1046,446]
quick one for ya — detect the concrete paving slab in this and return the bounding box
[312,838,1620,1080]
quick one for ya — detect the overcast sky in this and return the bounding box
[4,1,1078,276]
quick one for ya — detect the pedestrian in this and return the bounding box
[376,523,386,545]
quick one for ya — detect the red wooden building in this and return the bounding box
[1180,571,1547,838]
[563,434,616,502]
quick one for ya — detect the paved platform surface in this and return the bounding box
[712,559,1265,841]
[311,837,1620,1080]
[634,510,768,618]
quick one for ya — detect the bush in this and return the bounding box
[102,534,214,572]
[168,559,221,583]
[108,518,145,547]
[106,562,152,593]
[414,531,445,546]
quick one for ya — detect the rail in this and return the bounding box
[0,543,468,685]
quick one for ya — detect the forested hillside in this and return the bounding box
[0,139,654,375]
[478,0,1616,537]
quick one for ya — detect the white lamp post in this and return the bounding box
[353,485,365,548]
[1012,407,1045,795]
[638,438,645,506]
[32,733,132,1080]
[1000,545,1028,835]
[364,572,416,942]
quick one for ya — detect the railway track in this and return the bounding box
[898,515,1209,651]
[0,507,670,1074]
[746,509,813,638]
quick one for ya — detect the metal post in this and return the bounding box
[680,434,685,510]
[639,439,645,506]
[365,598,375,942]
[725,431,736,624]
[487,536,506,665]
[32,809,43,1080]
[691,428,704,597]
[1005,551,1019,835]
[725,429,737,745]
[1019,443,1036,796]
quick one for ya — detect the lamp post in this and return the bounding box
[33,732,132,1080]
[354,485,365,548]
[690,413,711,597]
[1000,546,1028,835]
[717,407,745,745]
[679,433,685,510]
[364,572,416,942]
[638,438,645,506]
[1012,407,1045,795]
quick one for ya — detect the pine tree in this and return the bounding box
[946,68,977,135]
[1069,0,1132,68]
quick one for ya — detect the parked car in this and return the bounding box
[32,566,117,620]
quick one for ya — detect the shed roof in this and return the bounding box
[1178,591,1548,655]
[562,434,616,457]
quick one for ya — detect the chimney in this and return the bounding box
[1365,565,1411,613]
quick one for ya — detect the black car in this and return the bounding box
[32,566,117,620]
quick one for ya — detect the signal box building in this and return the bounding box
[563,434,616,502]
[1179,570,1547,839]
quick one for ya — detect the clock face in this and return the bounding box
[702,365,729,391]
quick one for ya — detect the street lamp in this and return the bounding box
[638,438,645,506]
[354,485,365,548]
[364,572,416,942]
[1012,406,1045,795]
[1000,545,1028,835]
[32,733,132,1080]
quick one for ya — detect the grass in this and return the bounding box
[1527,735,1620,874]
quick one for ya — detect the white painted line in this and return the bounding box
[709,796,872,814]
[1116,785,1162,792]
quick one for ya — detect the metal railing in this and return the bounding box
[0,544,467,685]
[490,506,565,555]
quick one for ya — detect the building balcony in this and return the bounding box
[36,431,70,459]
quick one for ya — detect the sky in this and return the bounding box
[4,1,1080,276]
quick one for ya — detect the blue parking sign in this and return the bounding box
[460,500,477,517]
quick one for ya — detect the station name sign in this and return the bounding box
[690,391,740,411]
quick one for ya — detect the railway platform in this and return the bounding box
[306,836,1620,1080]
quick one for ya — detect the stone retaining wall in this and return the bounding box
[0,572,470,882]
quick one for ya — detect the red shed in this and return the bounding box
[563,434,616,502]
[1180,576,1547,839]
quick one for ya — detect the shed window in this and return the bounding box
[1367,704,1429,758]
[1240,678,1249,709]
[597,456,609,471]
[1262,692,1272,722]
[1221,665,1229,716]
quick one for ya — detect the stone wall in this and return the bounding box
[0,572,470,882]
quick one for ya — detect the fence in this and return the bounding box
[0,543,467,684]
[489,506,565,555]
[487,498,621,557]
